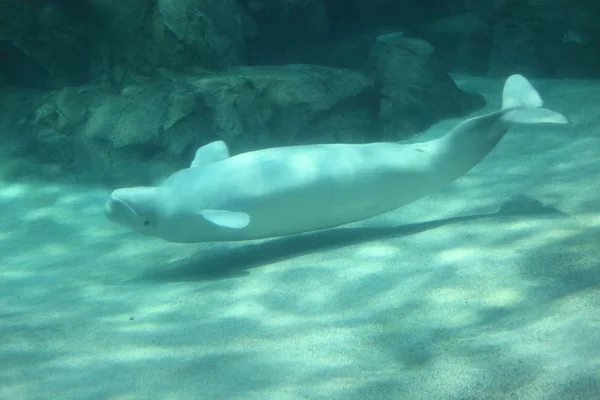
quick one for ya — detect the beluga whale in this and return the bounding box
[105,74,568,243]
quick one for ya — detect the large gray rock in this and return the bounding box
[90,0,255,78]
[419,12,492,75]
[488,4,600,77]
[0,0,256,89]
[1,65,379,184]
[3,0,599,91]
[413,1,600,77]
[0,60,485,184]
[0,0,99,88]
[367,35,484,136]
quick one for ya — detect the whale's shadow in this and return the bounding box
[139,195,565,282]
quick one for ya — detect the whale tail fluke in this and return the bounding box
[501,74,569,125]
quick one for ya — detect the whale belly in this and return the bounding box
[182,143,435,240]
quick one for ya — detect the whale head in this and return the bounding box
[105,183,251,242]
[105,187,164,236]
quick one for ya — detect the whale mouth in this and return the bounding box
[104,198,114,218]
[104,192,139,224]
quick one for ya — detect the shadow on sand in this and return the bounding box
[136,195,565,282]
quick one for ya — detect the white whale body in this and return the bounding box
[105,74,568,243]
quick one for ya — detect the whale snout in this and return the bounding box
[104,198,113,217]
[104,193,124,223]
[104,191,138,226]
[104,187,161,233]
[104,196,119,222]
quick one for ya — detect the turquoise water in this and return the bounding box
[1,78,599,399]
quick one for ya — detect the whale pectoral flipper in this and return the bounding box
[191,140,230,168]
[200,209,251,229]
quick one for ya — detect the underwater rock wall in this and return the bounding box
[0,0,596,183]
